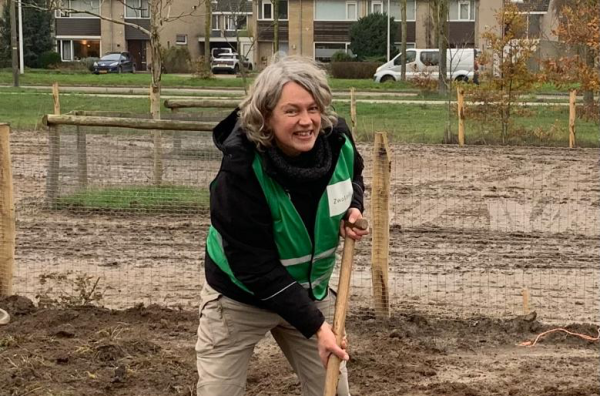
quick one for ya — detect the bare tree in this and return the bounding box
[204,0,211,74]
[430,0,448,95]
[8,0,18,87]
[273,0,279,53]
[221,0,256,93]
[44,0,205,119]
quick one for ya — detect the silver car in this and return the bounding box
[211,53,253,74]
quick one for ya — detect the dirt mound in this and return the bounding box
[0,295,36,316]
[0,300,598,396]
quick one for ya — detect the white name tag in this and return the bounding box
[327,179,353,217]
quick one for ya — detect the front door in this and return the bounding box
[127,40,148,71]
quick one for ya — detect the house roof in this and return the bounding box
[512,0,551,13]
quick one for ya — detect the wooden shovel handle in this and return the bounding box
[323,218,368,396]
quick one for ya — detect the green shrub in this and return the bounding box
[330,62,380,79]
[162,46,192,73]
[331,51,354,63]
[349,13,397,60]
[54,61,90,72]
[80,57,99,72]
[38,51,62,69]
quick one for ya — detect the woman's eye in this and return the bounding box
[285,109,297,115]
[309,106,319,113]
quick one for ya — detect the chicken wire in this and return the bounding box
[8,119,600,324]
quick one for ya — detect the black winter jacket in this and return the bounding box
[204,109,365,339]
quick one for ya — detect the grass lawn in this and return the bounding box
[0,69,412,91]
[57,186,210,213]
[2,89,597,147]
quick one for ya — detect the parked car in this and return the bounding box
[211,53,253,74]
[373,48,477,83]
[210,47,233,61]
[93,52,136,74]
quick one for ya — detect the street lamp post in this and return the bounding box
[18,0,24,74]
[386,0,390,61]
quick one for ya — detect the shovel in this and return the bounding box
[323,218,368,396]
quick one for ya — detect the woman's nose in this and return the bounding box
[298,110,312,125]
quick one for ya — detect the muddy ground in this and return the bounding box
[1,129,599,395]
[1,295,599,396]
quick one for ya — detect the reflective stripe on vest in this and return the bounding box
[207,135,355,300]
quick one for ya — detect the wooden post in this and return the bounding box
[350,88,357,139]
[76,126,88,189]
[52,82,60,115]
[46,83,61,208]
[153,131,163,186]
[371,132,391,319]
[43,115,216,131]
[569,90,576,148]
[457,87,465,147]
[522,288,530,315]
[151,86,163,187]
[0,124,15,296]
[172,107,182,155]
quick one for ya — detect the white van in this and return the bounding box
[374,48,478,83]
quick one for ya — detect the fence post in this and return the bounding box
[457,87,465,147]
[171,107,182,155]
[350,88,357,139]
[569,90,576,149]
[46,83,61,207]
[75,111,88,189]
[52,82,60,115]
[0,124,15,296]
[522,288,530,315]
[152,88,163,186]
[371,132,391,319]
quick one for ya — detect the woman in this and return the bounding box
[196,56,368,396]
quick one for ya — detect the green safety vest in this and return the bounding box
[207,135,355,300]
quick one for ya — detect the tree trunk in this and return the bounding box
[205,0,212,72]
[583,46,595,105]
[149,2,163,186]
[401,0,407,81]
[273,0,279,53]
[437,0,448,96]
[9,0,19,87]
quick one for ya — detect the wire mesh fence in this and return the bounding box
[6,112,600,324]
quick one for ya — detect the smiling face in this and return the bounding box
[267,82,322,157]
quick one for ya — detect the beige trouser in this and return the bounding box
[196,283,350,396]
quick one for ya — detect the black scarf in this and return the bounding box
[265,134,332,184]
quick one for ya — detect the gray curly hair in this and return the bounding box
[239,55,338,149]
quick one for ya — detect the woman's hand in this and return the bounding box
[340,208,369,241]
[316,321,349,368]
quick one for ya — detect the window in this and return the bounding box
[58,39,100,61]
[175,34,187,45]
[125,0,149,18]
[315,42,349,62]
[371,1,383,14]
[262,1,272,19]
[212,14,220,30]
[225,15,248,31]
[56,0,100,17]
[458,1,470,21]
[393,48,416,65]
[278,1,288,19]
[346,1,357,20]
[261,0,287,20]
[420,51,439,66]
[61,41,72,60]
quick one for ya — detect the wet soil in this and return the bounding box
[1,296,598,396]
